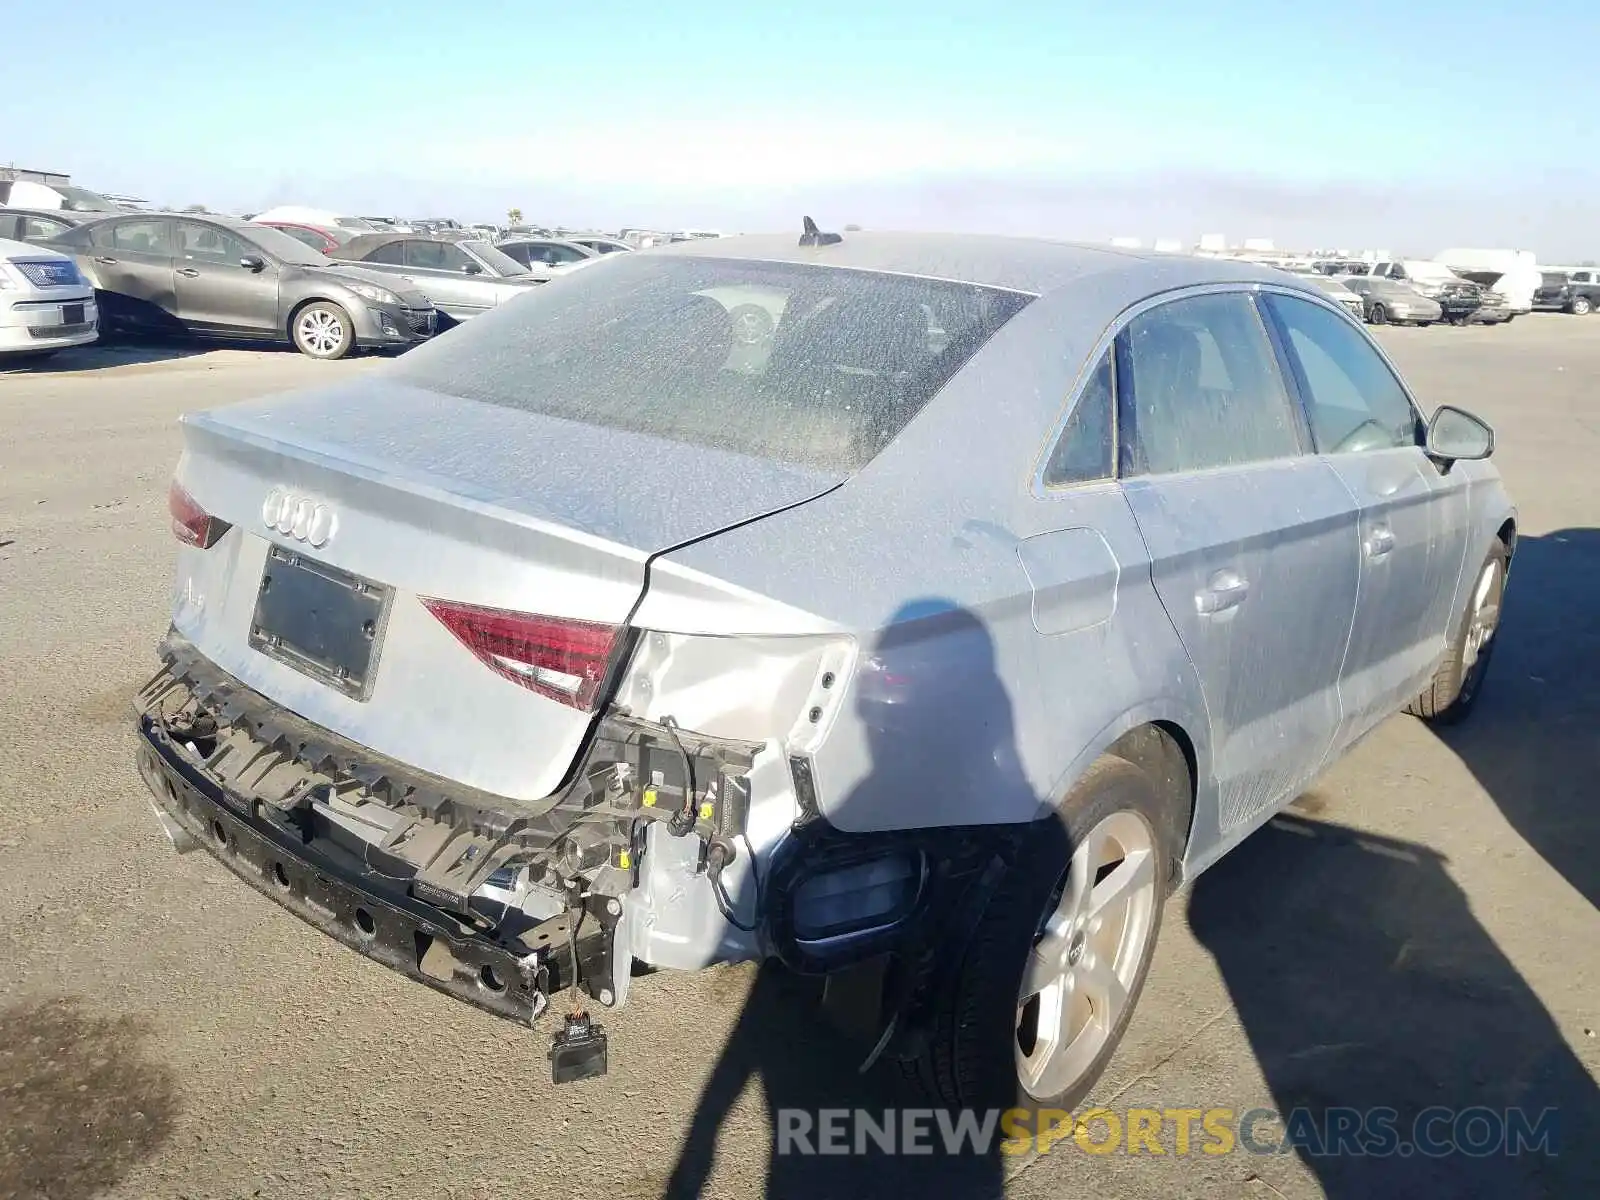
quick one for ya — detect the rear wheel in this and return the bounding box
[911,755,1175,1111]
[1571,296,1593,316]
[1369,303,1388,325]
[1406,541,1508,724]
[291,301,354,359]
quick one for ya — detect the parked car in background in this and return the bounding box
[0,236,97,360]
[496,238,601,274]
[251,206,380,235]
[1470,288,1513,324]
[1369,260,1482,324]
[1303,274,1366,321]
[255,222,352,256]
[0,207,92,245]
[1533,270,1600,314]
[0,179,122,213]
[51,214,437,358]
[135,232,1511,1115]
[335,234,540,320]
[499,224,555,240]
[564,235,634,255]
[1435,249,1539,320]
[1338,275,1443,326]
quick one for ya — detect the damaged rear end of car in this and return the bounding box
[133,246,1032,1071]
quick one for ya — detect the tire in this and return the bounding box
[290,301,354,359]
[1369,303,1388,325]
[1571,296,1592,316]
[911,755,1176,1111]
[1448,314,1470,326]
[1406,540,1509,724]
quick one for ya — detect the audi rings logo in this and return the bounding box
[262,489,337,547]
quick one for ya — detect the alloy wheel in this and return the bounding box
[1460,557,1505,697]
[298,308,346,356]
[1016,809,1158,1100]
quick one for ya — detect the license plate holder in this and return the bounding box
[62,303,84,324]
[249,546,391,700]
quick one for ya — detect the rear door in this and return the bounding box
[173,221,281,335]
[87,218,178,320]
[1116,290,1360,835]
[1261,291,1471,751]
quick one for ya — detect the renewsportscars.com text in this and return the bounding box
[776,1105,1560,1158]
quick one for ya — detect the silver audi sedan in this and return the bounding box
[135,230,1513,1108]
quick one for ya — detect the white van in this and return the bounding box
[1434,248,1540,318]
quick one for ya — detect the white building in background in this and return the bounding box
[1153,239,1183,253]
[1109,236,1143,249]
[1198,233,1228,254]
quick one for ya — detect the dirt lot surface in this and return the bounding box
[2,325,1596,1199]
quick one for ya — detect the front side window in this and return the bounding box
[1043,351,1114,486]
[177,222,250,264]
[405,240,472,271]
[1117,292,1303,475]
[105,220,174,255]
[362,241,406,265]
[1263,294,1421,454]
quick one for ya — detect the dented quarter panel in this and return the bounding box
[659,272,1228,835]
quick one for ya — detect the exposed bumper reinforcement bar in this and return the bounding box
[137,717,551,1026]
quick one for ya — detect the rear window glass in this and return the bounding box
[391,255,1031,471]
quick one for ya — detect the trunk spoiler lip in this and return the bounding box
[182,408,650,561]
[182,387,848,559]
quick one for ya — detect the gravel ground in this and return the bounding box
[1,323,1596,1199]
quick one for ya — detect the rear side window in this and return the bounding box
[1118,292,1303,475]
[392,255,1031,471]
[1043,351,1113,486]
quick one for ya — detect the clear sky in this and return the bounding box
[6,0,1598,256]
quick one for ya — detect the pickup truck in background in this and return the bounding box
[1533,270,1600,315]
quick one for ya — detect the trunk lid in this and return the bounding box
[171,378,843,801]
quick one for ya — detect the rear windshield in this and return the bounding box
[391,255,1031,471]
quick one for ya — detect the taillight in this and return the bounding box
[423,599,622,710]
[168,480,230,549]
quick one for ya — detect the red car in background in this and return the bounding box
[254,222,346,256]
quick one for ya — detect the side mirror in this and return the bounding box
[1426,405,1494,462]
[240,254,266,272]
[462,262,483,275]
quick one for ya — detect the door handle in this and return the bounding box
[1363,526,1397,559]
[177,267,200,278]
[1195,569,1250,615]
[93,255,117,265]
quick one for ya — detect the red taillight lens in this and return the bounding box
[168,480,230,549]
[423,599,622,711]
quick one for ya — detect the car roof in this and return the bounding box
[1,208,87,223]
[648,230,1305,296]
[340,232,462,256]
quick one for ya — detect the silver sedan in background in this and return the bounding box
[1339,274,1445,326]
[134,232,1512,1112]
